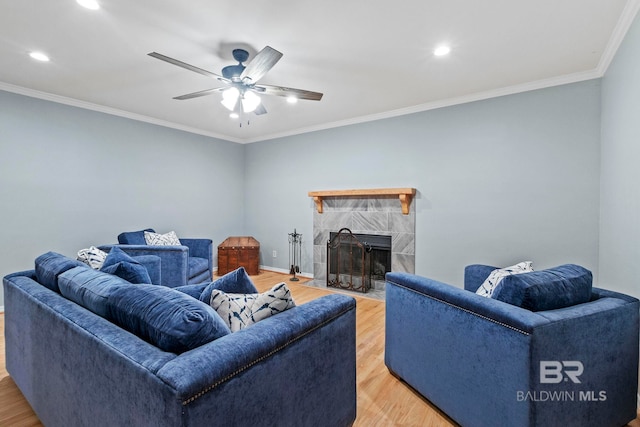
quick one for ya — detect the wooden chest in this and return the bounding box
[217,236,260,276]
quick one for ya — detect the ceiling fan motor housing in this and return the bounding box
[222,64,245,80]
[232,48,249,63]
[221,48,250,80]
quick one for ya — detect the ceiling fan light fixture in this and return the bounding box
[76,0,100,10]
[29,51,50,62]
[221,87,240,111]
[434,45,451,57]
[149,45,323,119]
[229,112,239,119]
[241,90,261,113]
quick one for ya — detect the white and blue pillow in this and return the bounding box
[77,246,108,270]
[144,230,181,246]
[209,283,296,332]
[475,261,533,298]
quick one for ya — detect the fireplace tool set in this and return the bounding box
[288,229,302,281]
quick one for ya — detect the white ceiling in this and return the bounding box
[1,0,638,143]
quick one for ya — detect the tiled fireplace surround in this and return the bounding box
[311,195,416,295]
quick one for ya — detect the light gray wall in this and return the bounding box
[600,12,640,300]
[0,90,245,307]
[244,80,602,287]
[0,73,616,307]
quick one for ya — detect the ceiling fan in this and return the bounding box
[148,46,323,116]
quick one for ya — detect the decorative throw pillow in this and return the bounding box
[199,267,258,304]
[107,284,230,353]
[209,283,296,332]
[77,246,108,270]
[100,246,152,284]
[476,261,533,298]
[59,266,130,317]
[492,264,593,311]
[118,228,155,245]
[144,230,181,246]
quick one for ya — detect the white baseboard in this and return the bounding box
[0,306,4,313]
[259,265,313,278]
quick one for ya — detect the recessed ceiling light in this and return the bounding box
[29,51,50,62]
[434,46,451,57]
[76,0,100,10]
[286,96,298,104]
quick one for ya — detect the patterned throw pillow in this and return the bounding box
[144,230,181,246]
[209,283,296,332]
[475,261,533,298]
[77,246,108,269]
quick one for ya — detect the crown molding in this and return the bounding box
[245,68,601,144]
[596,0,640,76]
[0,82,242,144]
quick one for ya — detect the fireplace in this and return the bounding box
[311,189,416,298]
[327,228,392,293]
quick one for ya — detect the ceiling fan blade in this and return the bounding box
[240,46,283,84]
[254,103,268,115]
[257,84,323,101]
[173,87,226,100]
[148,52,229,83]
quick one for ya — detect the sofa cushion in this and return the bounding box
[199,267,258,304]
[100,246,151,284]
[107,284,230,353]
[209,282,296,332]
[35,251,88,293]
[59,266,130,317]
[188,256,209,278]
[492,264,593,311]
[476,261,533,298]
[117,228,155,245]
[144,230,181,246]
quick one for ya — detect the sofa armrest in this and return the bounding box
[131,255,161,286]
[99,244,189,287]
[179,238,212,259]
[179,239,213,275]
[157,294,357,426]
[387,271,548,333]
[463,264,496,292]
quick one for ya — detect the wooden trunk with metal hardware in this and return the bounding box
[217,236,260,276]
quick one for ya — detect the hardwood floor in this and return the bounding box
[1,271,639,426]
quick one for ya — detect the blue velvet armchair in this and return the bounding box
[385,265,639,427]
[100,228,212,288]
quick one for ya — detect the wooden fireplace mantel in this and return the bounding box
[308,188,416,215]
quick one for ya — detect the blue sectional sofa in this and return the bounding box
[385,265,639,427]
[3,252,357,427]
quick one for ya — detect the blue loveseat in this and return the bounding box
[3,252,357,427]
[385,265,639,427]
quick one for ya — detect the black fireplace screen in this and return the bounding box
[327,228,391,293]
